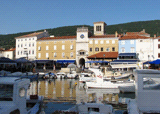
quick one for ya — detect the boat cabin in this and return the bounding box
[134,69,160,113]
[0,77,30,114]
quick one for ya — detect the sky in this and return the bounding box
[0,0,160,34]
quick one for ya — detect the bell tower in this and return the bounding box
[93,21,107,36]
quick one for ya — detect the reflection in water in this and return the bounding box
[28,79,135,105]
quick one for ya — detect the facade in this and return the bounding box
[36,22,119,67]
[3,48,15,60]
[15,30,49,60]
[119,33,154,62]
[153,35,160,60]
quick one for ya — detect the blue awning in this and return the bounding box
[56,60,75,64]
[143,61,150,64]
[119,53,136,57]
[85,61,109,63]
[33,60,54,63]
[149,59,160,65]
[111,59,138,64]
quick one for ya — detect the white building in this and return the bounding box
[15,30,49,60]
[3,48,15,60]
[153,35,160,60]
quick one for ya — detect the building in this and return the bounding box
[119,31,154,62]
[3,48,15,60]
[153,35,160,60]
[36,22,119,67]
[15,30,49,60]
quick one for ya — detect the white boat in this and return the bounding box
[67,71,79,79]
[118,78,158,93]
[0,77,43,114]
[85,68,134,89]
[79,73,96,82]
[65,102,114,114]
[56,72,67,79]
[127,69,160,114]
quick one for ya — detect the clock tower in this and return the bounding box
[76,27,89,67]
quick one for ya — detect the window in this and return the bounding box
[38,53,41,58]
[54,45,57,50]
[158,44,160,49]
[25,39,27,41]
[95,40,98,44]
[112,47,115,51]
[54,52,57,57]
[62,53,65,58]
[25,43,27,46]
[70,45,73,50]
[100,40,103,44]
[21,44,23,47]
[18,40,20,42]
[46,53,49,58]
[21,39,23,41]
[18,51,19,55]
[101,47,103,51]
[46,42,49,44]
[62,45,65,50]
[32,50,34,54]
[130,40,134,44]
[80,52,85,55]
[90,48,92,52]
[29,43,31,47]
[121,41,125,45]
[18,44,19,48]
[62,41,65,43]
[106,47,109,52]
[89,40,93,44]
[29,38,31,40]
[46,46,49,50]
[19,88,25,97]
[95,47,99,51]
[70,41,73,43]
[140,40,143,42]
[32,43,34,47]
[70,52,73,57]
[106,40,109,44]
[54,41,57,44]
[130,47,135,53]
[96,26,101,31]
[21,51,22,55]
[121,47,125,53]
[33,38,34,40]
[29,50,31,55]
[112,40,115,44]
[38,46,41,51]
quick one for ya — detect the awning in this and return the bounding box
[85,61,109,63]
[110,60,138,64]
[33,60,54,63]
[56,60,75,64]
[0,57,16,63]
[111,64,138,68]
[118,53,136,57]
[149,59,160,65]
[143,61,150,65]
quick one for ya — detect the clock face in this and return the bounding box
[80,34,84,39]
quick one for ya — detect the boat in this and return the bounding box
[64,102,114,114]
[67,71,79,79]
[79,73,96,83]
[85,68,134,89]
[0,77,43,114]
[44,72,57,79]
[56,72,67,79]
[127,69,160,114]
[118,78,158,93]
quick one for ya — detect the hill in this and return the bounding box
[0,20,160,50]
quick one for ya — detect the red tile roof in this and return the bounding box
[87,52,118,59]
[4,48,15,51]
[15,32,44,38]
[119,35,151,40]
[38,36,76,40]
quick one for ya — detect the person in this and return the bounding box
[43,65,46,72]
[82,65,84,72]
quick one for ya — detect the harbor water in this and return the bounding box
[29,79,135,114]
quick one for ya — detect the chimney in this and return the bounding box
[154,34,156,38]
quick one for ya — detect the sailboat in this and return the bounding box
[85,68,134,89]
